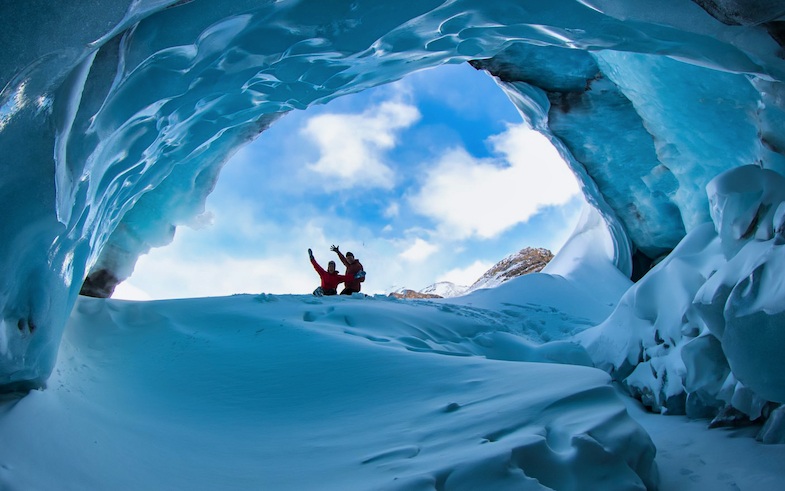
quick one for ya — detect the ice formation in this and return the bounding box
[1,0,785,448]
[577,165,785,433]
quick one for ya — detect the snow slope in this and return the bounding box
[1,293,655,491]
[2,283,783,490]
[2,208,784,490]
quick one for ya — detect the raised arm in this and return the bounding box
[330,244,349,266]
[309,249,326,275]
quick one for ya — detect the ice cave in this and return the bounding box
[2,0,785,489]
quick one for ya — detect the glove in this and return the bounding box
[308,248,313,257]
[330,245,339,252]
[354,270,366,279]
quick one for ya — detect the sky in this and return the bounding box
[114,62,584,300]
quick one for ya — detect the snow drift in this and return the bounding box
[1,292,657,490]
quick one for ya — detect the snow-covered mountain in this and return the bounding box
[420,281,469,298]
[465,247,554,294]
[387,288,445,300]
[389,281,468,299]
[392,247,553,299]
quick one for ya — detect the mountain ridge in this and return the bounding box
[389,247,554,299]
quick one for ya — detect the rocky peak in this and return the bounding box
[389,247,553,299]
[466,247,554,293]
[388,289,444,300]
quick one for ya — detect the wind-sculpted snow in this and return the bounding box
[578,165,785,441]
[0,293,658,490]
[1,0,785,403]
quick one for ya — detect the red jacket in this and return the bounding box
[310,256,349,291]
[336,251,364,292]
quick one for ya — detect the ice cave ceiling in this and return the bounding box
[1,0,785,388]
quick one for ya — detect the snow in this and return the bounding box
[419,282,468,298]
[577,166,785,422]
[622,395,785,490]
[3,1,785,489]
[1,292,656,491]
[4,190,785,489]
[2,263,784,489]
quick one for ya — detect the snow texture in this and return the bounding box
[3,256,784,489]
[578,166,785,428]
[0,289,660,491]
[419,282,469,298]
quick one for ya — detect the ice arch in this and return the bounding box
[1,0,784,391]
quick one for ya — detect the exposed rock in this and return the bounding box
[709,405,760,428]
[466,247,554,293]
[388,289,443,300]
[390,247,554,299]
[79,269,120,298]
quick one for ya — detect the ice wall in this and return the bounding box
[1,0,785,390]
[578,165,785,440]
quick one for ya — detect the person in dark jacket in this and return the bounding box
[330,245,365,295]
[309,248,348,296]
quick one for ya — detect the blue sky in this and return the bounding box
[115,62,584,300]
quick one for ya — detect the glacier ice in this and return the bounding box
[1,0,785,428]
[578,165,785,439]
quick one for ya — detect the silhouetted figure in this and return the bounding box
[309,249,349,296]
[330,245,365,295]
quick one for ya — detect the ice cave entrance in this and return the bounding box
[113,63,584,301]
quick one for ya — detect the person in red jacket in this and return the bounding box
[309,248,349,296]
[330,245,365,295]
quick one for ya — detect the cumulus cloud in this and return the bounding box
[384,202,400,218]
[112,281,153,301]
[408,125,579,240]
[399,238,439,262]
[302,101,420,190]
[118,252,316,299]
[114,205,336,299]
[437,260,493,286]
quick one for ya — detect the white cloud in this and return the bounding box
[302,100,420,190]
[384,202,399,218]
[437,260,493,287]
[112,281,153,301]
[117,250,318,299]
[399,238,439,262]
[116,205,337,299]
[409,125,580,240]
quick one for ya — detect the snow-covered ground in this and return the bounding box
[4,191,784,490]
[1,279,783,490]
[624,396,785,490]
